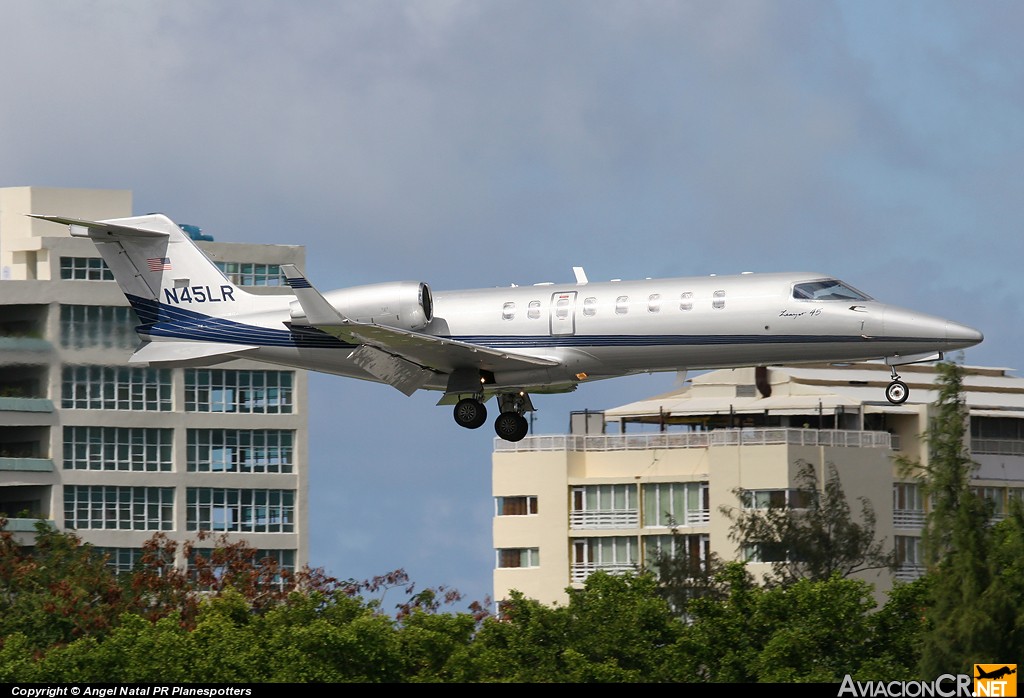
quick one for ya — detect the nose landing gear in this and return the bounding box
[886,366,909,405]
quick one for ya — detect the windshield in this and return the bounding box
[792,279,873,301]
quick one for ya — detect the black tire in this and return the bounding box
[453,398,487,429]
[494,412,529,442]
[885,380,909,405]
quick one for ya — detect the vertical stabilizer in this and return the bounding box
[28,214,258,320]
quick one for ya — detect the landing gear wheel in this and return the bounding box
[886,380,909,405]
[494,412,529,442]
[453,398,487,429]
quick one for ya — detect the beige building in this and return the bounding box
[0,186,308,572]
[492,361,1024,607]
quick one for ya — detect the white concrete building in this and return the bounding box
[0,186,308,572]
[492,361,1024,607]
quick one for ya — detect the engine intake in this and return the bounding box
[290,281,433,331]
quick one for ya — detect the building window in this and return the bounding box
[502,302,516,320]
[615,296,629,315]
[185,369,293,414]
[742,542,788,563]
[648,294,661,313]
[583,297,598,317]
[894,535,924,581]
[642,482,709,527]
[93,547,145,575]
[643,533,709,570]
[60,305,139,349]
[64,486,173,530]
[893,482,925,528]
[63,427,173,472]
[679,292,693,311]
[189,548,296,585]
[972,486,1007,520]
[187,429,294,473]
[572,536,638,582]
[740,488,814,510]
[497,548,540,568]
[62,366,172,411]
[528,300,541,319]
[712,290,726,309]
[571,484,638,528]
[186,488,295,533]
[495,495,538,516]
[60,257,114,281]
[214,262,286,287]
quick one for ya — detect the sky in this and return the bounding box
[1,1,1022,610]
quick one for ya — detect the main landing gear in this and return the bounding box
[452,393,533,442]
[886,366,909,405]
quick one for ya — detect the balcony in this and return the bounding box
[0,398,53,413]
[496,428,897,453]
[570,509,639,530]
[570,562,638,584]
[971,439,1024,456]
[894,509,926,529]
[0,458,54,472]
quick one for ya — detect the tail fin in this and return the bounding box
[29,214,256,320]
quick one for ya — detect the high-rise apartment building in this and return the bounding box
[0,186,308,572]
[492,361,1024,606]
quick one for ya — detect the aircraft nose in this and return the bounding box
[946,320,984,348]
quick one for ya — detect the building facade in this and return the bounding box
[492,361,1024,607]
[0,186,309,573]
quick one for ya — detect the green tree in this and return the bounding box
[677,562,910,682]
[896,360,1024,676]
[722,460,894,586]
[465,571,688,682]
[0,519,124,652]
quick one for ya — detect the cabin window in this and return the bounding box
[583,297,598,317]
[679,292,693,311]
[527,300,541,319]
[615,296,629,315]
[502,302,516,320]
[712,290,725,309]
[648,294,661,313]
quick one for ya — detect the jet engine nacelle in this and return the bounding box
[290,281,434,330]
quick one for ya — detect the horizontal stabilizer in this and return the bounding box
[28,214,172,239]
[128,341,258,366]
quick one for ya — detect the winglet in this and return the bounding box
[280,264,349,325]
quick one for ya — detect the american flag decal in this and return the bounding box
[147,257,171,272]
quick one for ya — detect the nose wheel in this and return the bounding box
[885,367,909,405]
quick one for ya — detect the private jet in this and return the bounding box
[32,214,984,442]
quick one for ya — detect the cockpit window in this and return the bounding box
[792,279,872,301]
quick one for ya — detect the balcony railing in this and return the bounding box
[570,562,638,584]
[971,438,1024,456]
[0,397,54,413]
[893,509,926,528]
[496,428,896,453]
[894,564,925,582]
[570,510,639,529]
[0,458,54,472]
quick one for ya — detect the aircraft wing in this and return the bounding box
[281,265,561,395]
